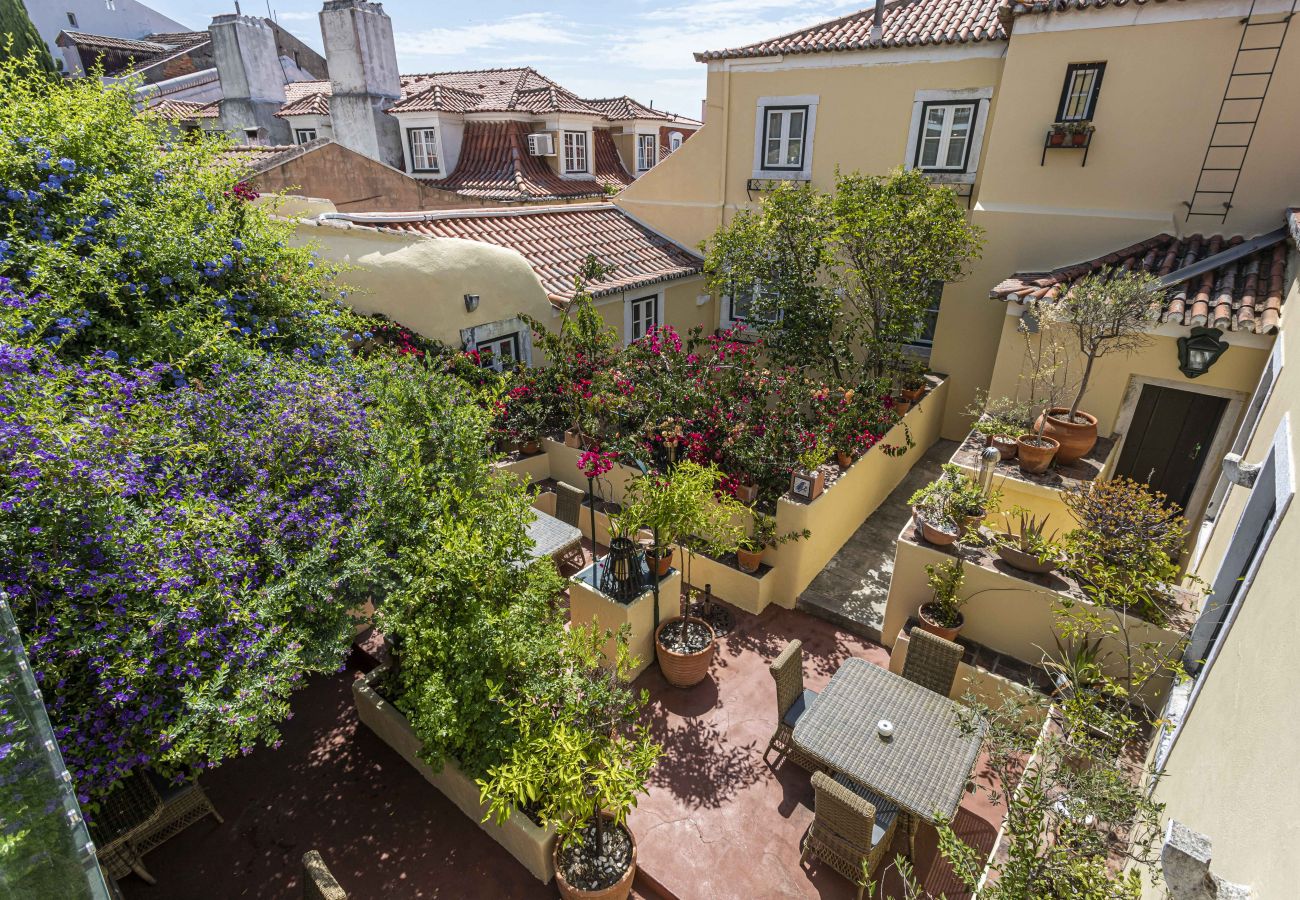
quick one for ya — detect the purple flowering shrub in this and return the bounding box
[0,339,380,803]
[0,55,367,368]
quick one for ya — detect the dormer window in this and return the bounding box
[637,134,657,171]
[563,131,589,174]
[1057,63,1106,123]
[408,128,440,173]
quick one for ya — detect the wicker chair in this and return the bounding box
[552,481,588,569]
[901,628,963,697]
[801,772,900,900]
[303,850,349,900]
[764,640,819,770]
[92,770,223,885]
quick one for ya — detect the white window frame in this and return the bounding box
[461,317,534,370]
[624,292,661,343]
[636,133,657,171]
[914,101,978,173]
[563,130,589,175]
[721,283,783,334]
[407,127,441,174]
[1153,415,1293,773]
[294,128,317,145]
[668,131,684,152]
[907,281,945,350]
[752,95,818,180]
[903,88,993,185]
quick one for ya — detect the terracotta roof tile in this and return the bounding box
[428,121,611,202]
[59,31,172,54]
[348,204,702,304]
[695,0,1007,61]
[991,229,1292,334]
[275,92,333,118]
[216,144,311,176]
[594,128,634,191]
[584,96,703,126]
[149,98,220,120]
[382,83,484,114]
[1006,0,1186,14]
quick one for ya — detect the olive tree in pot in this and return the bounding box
[967,390,1034,461]
[479,625,662,900]
[1029,270,1163,464]
[918,557,966,641]
[639,462,746,688]
[1015,319,1078,474]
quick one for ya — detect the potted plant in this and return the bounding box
[967,391,1032,461]
[479,626,662,900]
[636,463,746,687]
[908,479,959,547]
[735,511,807,574]
[1015,321,1074,474]
[995,507,1060,575]
[919,557,966,641]
[1030,270,1163,463]
[1064,121,1094,147]
[942,463,1000,537]
[1048,124,1068,146]
[789,435,831,503]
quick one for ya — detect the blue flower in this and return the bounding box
[5,189,23,201]
[231,238,244,251]
[104,350,119,361]
[58,158,76,172]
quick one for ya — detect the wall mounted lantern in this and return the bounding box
[1177,327,1228,378]
[463,294,480,313]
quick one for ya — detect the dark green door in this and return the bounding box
[1115,385,1228,511]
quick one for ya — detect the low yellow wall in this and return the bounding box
[495,451,550,485]
[882,533,1184,710]
[766,378,950,607]
[888,629,1047,726]
[569,570,682,681]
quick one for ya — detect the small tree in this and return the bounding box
[478,624,661,869]
[1020,318,1080,441]
[1034,270,1163,422]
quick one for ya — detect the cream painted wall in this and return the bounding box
[294,221,556,347]
[585,277,716,345]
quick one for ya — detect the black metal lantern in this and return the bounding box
[1177,327,1228,378]
[599,537,646,602]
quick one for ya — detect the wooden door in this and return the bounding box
[1115,385,1228,511]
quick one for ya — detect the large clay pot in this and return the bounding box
[554,818,637,900]
[900,385,926,404]
[836,451,854,469]
[895,398,912,415]
[520,439,541,455]
[997,544,1059,576]
[655,616,716,688]
[918,604,964,642]
[736,547,763,573]
[913,508,959,547]
[1035,408,1098,464]
[1016,434,1060,475]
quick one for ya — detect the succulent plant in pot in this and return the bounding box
[995,507,1061,575]
[919,557,966,642]
[942,463,1000,537]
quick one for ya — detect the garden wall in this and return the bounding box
[497,377,947,615]
[766,377,950,607]
[882,530,1186,710]
[888,627,1046,725]
[569,570,682,680]
[351,668,557,882]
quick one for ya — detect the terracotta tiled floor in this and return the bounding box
[119,603,1006,900]
[630,603,1007,900]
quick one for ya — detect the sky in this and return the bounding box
[141,0,867,118]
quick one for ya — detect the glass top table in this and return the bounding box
[792,657,985,823]
[525,509,583,562]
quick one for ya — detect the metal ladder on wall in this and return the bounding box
[1184,0,1296,223]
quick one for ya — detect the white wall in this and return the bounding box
[24,0,188,66]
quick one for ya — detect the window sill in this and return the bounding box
[919,171,976,185]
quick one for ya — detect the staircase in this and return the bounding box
[1184,0,1296,223]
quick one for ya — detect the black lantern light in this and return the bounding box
[1177,327,1228,378]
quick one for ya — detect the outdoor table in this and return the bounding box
[792,656,985,826]
[525,509,583,562]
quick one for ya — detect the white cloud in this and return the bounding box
[393,13,586,59]
[272,11,318,22]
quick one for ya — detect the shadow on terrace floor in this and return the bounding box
[631,602,1006,900]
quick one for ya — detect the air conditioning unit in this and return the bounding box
[527,132,555,156]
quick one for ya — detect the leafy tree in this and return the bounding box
[702,169,983,383]
[0,54,363,370]
[0,13,56,74]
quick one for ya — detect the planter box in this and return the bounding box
[569,568,681,681]
[351,667,557,882]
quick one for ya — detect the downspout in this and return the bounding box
[718,61,732,230]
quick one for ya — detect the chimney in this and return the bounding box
[871,1,884,42]
[209,15,293,145]
[319,1,403,167]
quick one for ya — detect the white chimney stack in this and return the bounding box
[210,14,293,145]
[319,1,403,167]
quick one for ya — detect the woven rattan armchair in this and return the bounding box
[802,772,900,899]
[901,628,963,697]
[552,481,588,569]
[764,640,819,770]
[92,770,223,885]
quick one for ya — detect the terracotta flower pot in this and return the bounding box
[997,544,1059,576]
[1049,131,1066,146]
[736,547,763,573]
[1035,408,1098,464]
[900,385,925,403]
[520,439,541,455]
[1071,131,1088,146]
[650,547,673,578]
[918,603,964,642]
[958,512,985,538]
[1016,434,1060,474]
[913,508,959,547]
[836,451,854,469]
[789,469,825,503]
[733,481,758,504]
[985,435,1017,461]
[554,818,637,900]
[895,398,913,415]
[563,428,582,449]
[655,616,716,688]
